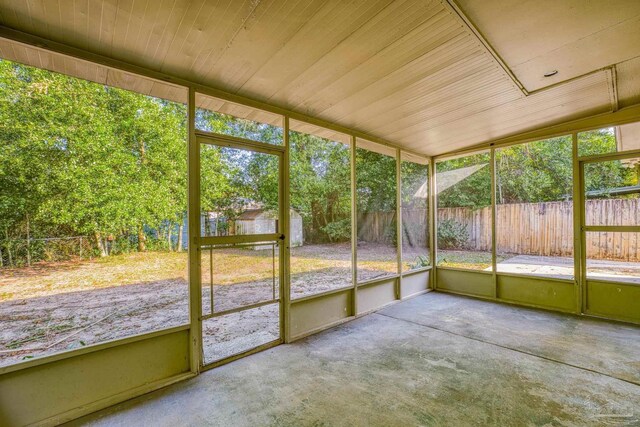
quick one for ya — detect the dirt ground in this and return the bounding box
[1,243,426,366]
[6,244,635,367]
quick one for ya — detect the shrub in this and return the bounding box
[321,219,351,242]
[409,255,430,269]
[437,219,468,249]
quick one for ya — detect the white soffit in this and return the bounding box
[617,56,640,109]
[617,121,640,152]
[0,37,188,103]
[0,0,636,156]
[455,0,640,92]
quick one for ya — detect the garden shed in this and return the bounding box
[0,1,639,426]
[235,209,303,248]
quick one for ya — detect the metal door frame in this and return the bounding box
[193,130,286,369]
[578,149,640,311]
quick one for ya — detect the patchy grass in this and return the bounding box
[1,243,415,303]
[0,251,188,302]
[436,250,507,270]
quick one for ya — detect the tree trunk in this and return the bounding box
[95,232,107,257]
[167,225,173,251]
[177,223,184,252]
[26,214,31,267]
[5,228,13,267]
[137,226,146,252]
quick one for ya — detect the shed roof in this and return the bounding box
[237,209,272,220]
[237,208,302,220]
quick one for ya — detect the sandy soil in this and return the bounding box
[11,245,635,367]
[202,304,279,364]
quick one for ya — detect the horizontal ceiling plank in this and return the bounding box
[267,0,444,108]
[238,0,394,101]
[322,37,486,124]
[410,74,611,154]
[331,52,504,126]
[299,8,462,114]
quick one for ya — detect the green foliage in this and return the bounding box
[356,147,396,212]
[290,131,351,243]
[437,152,491,209]
[437,219,468,249]
[321,218,351,242]
[409,255,430,269]
[197,111,281,219]
[495,136,573,204]
[401,161,428,208]
[577,129,617,157]
[195,109,283,145]
[438,133,636,208]
[0,59,187,262]
[584,158,638,196]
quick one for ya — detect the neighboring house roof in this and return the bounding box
[585,185,640,197]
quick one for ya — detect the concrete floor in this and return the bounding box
[67,292,640,427]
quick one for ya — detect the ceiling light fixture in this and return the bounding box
[543,70,558,77]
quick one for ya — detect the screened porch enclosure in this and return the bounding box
[0,1,639,425]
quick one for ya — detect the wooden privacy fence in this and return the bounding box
[437,199,640,261]
[357,211,396,243]
[357,209,429,245]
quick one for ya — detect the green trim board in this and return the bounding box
[0,324,189,376]
[434,268,640,321]
[289,288,353,340]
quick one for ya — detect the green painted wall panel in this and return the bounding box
[0,330,190,426]
[497,275,576,313]
[290,289,352,339]
[357,279,396,315]
[586,280,640,324]
[401,271,430,298]
[436,269,494,297]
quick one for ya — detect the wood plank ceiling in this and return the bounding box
[0,0,638,156]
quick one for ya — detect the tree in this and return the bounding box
[437,152,491,209]
[495,136,573,204]
[289,132,351,243]
[356,148,397,212]
[0,60,188,260]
